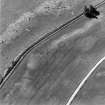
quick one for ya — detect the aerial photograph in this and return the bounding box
[0,0,105,105]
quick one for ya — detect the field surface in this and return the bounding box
[0,0,105,105]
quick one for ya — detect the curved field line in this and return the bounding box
[0,0,105,90]
[66,55,105,105]
[0,13,83,89]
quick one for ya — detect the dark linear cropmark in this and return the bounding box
[0,0,105,92]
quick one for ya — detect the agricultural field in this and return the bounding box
[0,0,105,105]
